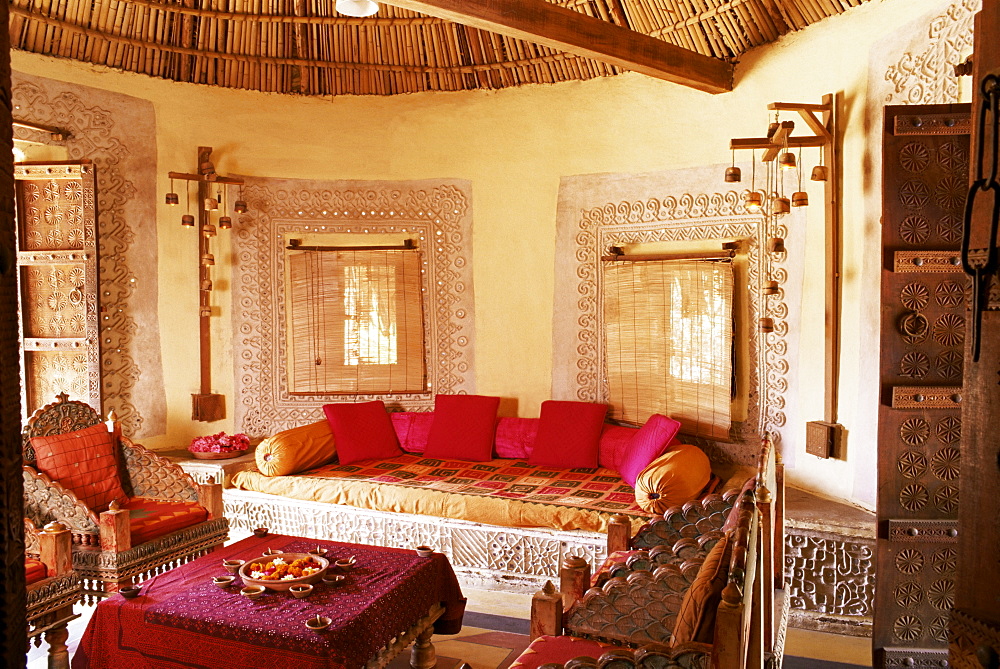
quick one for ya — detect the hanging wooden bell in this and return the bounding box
[758,317,775,333]
[744,191,763,211]
[200,279,213,291]
[792,191,809,207]
[181,214,195,227]
[165,192,179,205]
[218,216,232,230]
[771,197,791,215]
[725,166,742,183]
[767,237,786,254]
[811,165,829,181]
[201,253,215,266]
[778,151,797,170]
[204,197,219,211]
[763,280,780,295]
[203,224,217,237]
[234,200,248,213]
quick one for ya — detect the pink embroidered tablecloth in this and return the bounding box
[71,534,466,669]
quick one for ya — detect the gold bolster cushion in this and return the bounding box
[255,420,337,477]
[633,443,712,514]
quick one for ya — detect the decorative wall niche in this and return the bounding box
[230,177,476,438]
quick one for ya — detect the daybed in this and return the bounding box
[225,398,758,590]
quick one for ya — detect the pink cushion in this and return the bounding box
[424,394,501,462]
[323,401,402,465]
[528,401,607,469]
[494,417,539,459]
[618,414,684,486]
[390,412,435,454]
[597,424,638,471]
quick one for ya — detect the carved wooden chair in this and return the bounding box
[22,394,229,599]
[25,519,81,669]
[523,437,784,669]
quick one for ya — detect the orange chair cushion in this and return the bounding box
[25,557,47,585]
[509,635,614,669]
[31,423,128,513]
[125,498,209,545]
[672,533,731,644]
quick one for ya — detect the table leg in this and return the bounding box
[409,625,436,669]
[44,624,70,669]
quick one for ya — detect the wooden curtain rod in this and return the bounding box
[13,119,67,141]
[601,243,739,263]
[287,239,416,252]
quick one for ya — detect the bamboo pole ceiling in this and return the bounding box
[8,0,872,96]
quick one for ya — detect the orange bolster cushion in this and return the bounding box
[255,420,337,477]
[633,443,711,514]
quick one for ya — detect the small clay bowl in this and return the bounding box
[335,557,357,571]
[289,584,313,599]
[262,548,282,557]
[305,615,332,631]
[119,586,141,599]
[253,527,269,538]
[213,575,236,588]
[223,559,245,574]
[415,545,434,558]
[308,546,327,557]
[321,574,345,587]
[240,585,265,600]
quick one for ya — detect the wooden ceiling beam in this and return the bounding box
[380,0,734,93]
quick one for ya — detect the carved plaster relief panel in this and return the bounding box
[11,74,165,437]
[230,177,476,438]
[554,171,790,466]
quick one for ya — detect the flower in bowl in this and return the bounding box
[241,585,265,599]
[212,575,236,588]
[239,553,329,591]
[306,615,332,631]
[289,584,313,599]
[188,431,250,457]
[223,559,245,574]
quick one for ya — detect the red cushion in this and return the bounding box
[389,411,435,454]
[618,414,683,487]
[126,498,209,545]
[31,423,128,512]
[509,635,614,669]
[323,401,402,465]
[424,394,501,462]
[494,417,540,459]
[25,557,47,585]
[528,401,607,469]
[597,423,637,471]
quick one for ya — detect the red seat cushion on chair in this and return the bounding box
[31,423,128,512]
[125,498,209,545]
[509,635,615,669]
[25,557,47,585]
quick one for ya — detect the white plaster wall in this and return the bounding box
[10,0,970,510]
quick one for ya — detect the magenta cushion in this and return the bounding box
[390,411,435,454]
[494,417,540,459]
[618,414,684,486]
[322,401,402,465]
[528,401,607,469]
[424,394,501,462]
[597,423,639,471]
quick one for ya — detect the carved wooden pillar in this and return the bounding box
[0,1,28,664]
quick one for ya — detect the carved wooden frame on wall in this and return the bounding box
[563,191,788,466]
[231,178,476,438]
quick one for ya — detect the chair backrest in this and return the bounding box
[22,393,103,463]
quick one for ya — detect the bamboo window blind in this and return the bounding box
[603,259,734,440]
[286,246,426,394]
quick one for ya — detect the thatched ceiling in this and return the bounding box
[9,0,872,96]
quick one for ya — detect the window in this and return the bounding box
[603,257,734,440]
[285,241,426,394]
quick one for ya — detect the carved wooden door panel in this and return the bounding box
[14,162,101,420]
[876,104,970,669]
[951,0,1000,665]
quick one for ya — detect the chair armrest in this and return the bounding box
[198,482,224,519]
[531,643,712,669]
[530,581,563,640]
[563,560,704,647]
[22,466,100,538]
[119,437,199,502]
[99,503,131,552]
[38,522,73,577]
[630,492,737,550]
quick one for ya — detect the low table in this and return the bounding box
[71,534,466,669]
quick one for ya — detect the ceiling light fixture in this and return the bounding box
[336,0,379,17]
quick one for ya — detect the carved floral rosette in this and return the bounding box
[231,178,476,438]
[565,190,787,466]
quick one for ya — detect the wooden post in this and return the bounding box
[559,555,591,612]
[606,514,632,554]
[39,521,72,577]
[99,501,131,552]
[529,581,563,640]
[198,482,224,519]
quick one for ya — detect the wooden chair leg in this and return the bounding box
[409,625,436,669]
[44,624,70,669]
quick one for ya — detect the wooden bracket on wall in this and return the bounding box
[730,95,844,438]
[167,147,244,422]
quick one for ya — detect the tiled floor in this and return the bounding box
[29,585,873,669]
